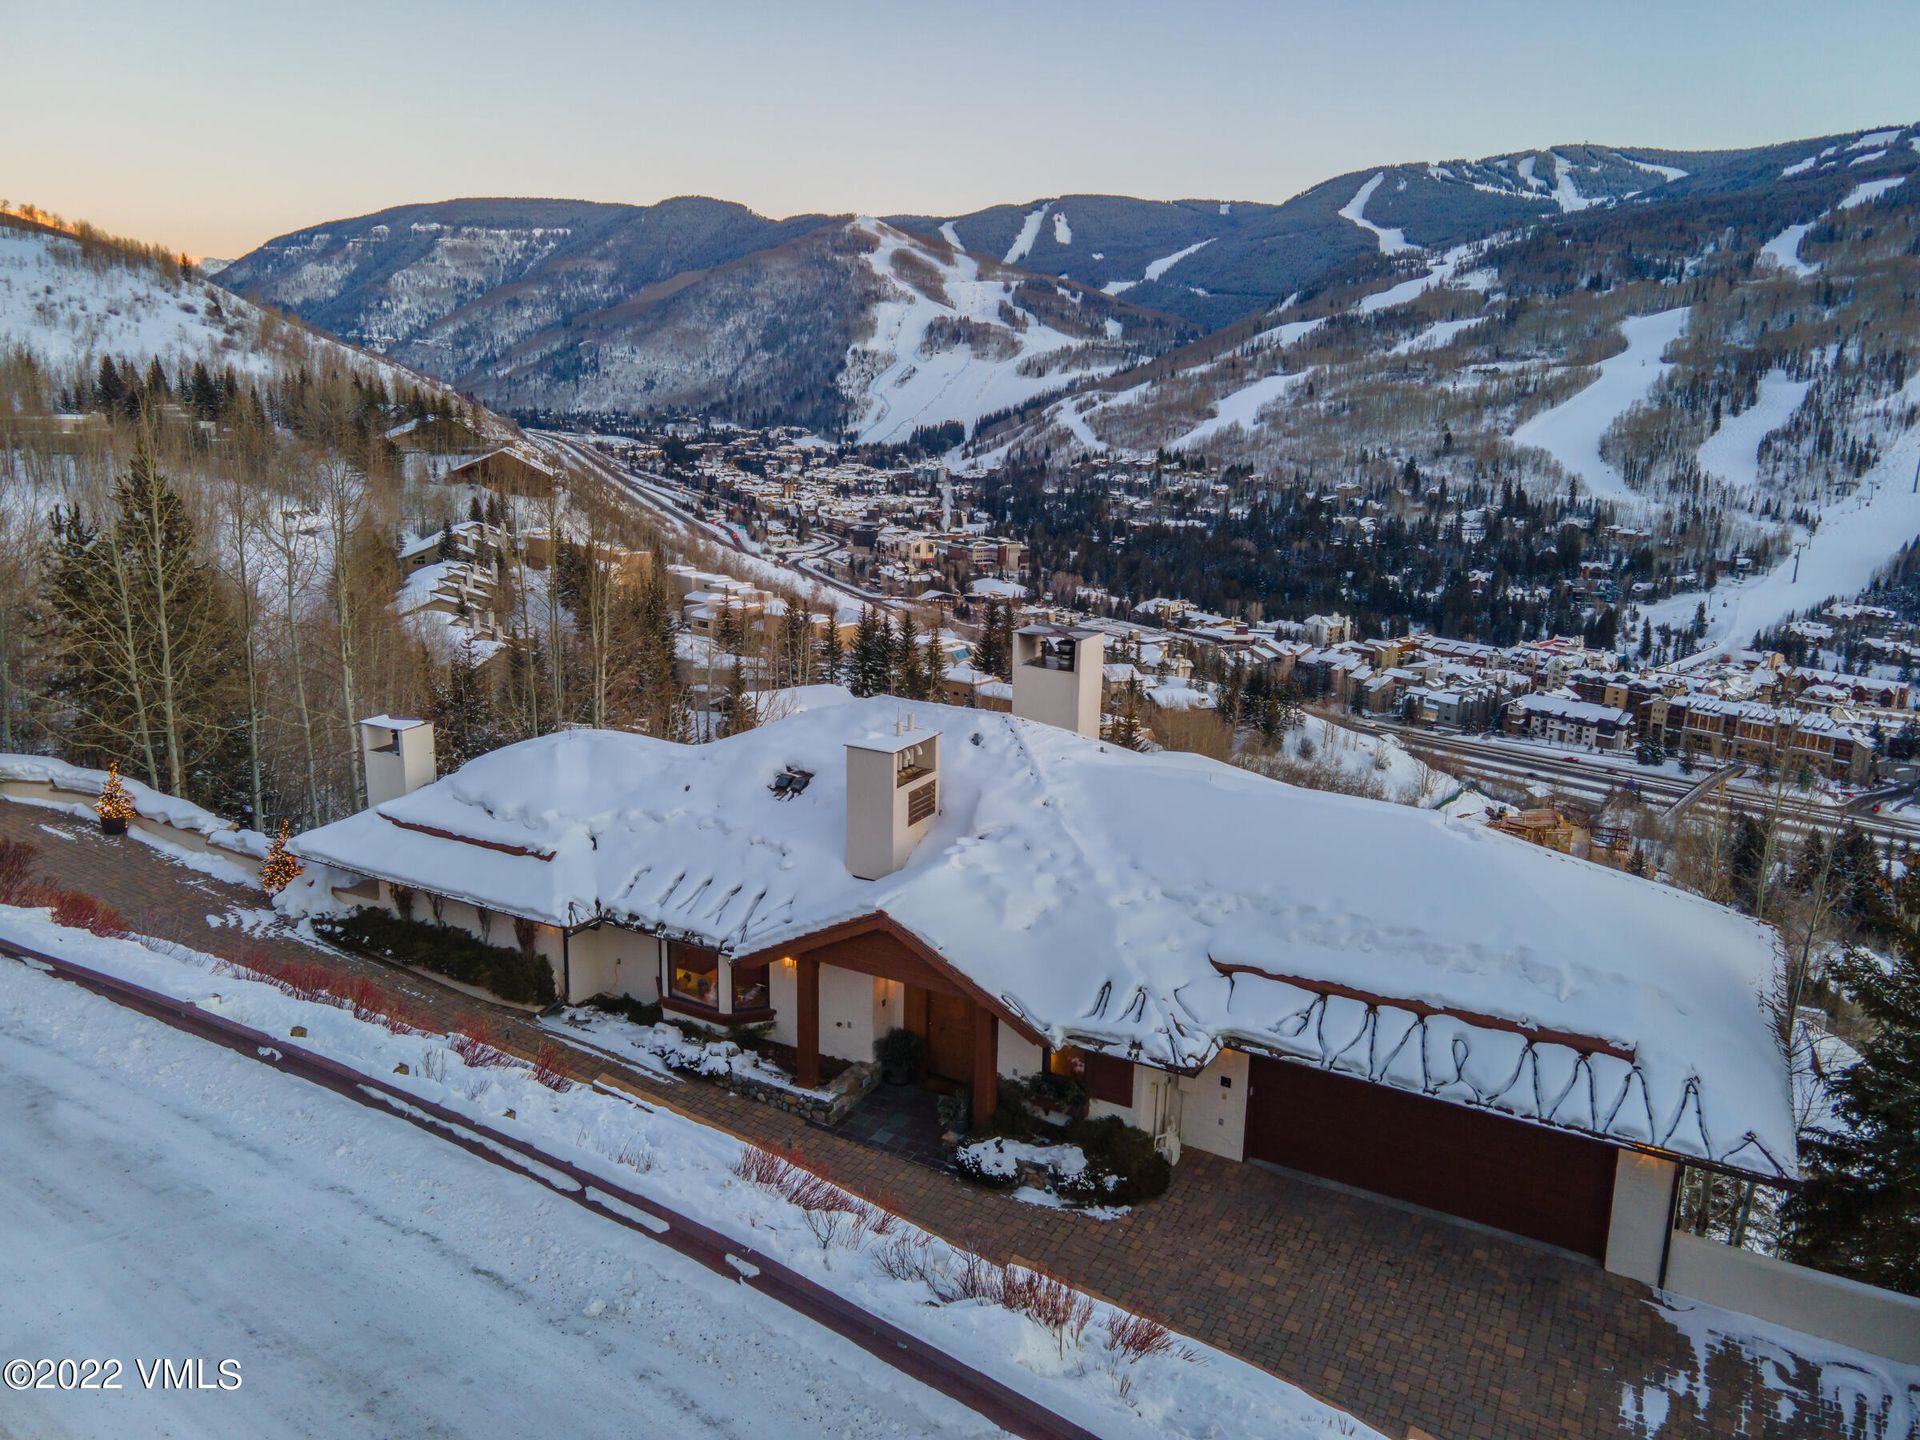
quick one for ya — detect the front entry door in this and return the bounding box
[910,986,973,1084]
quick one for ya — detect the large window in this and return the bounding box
[668,942,719,1009]
[730,961,769,1014]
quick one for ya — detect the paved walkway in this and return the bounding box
[1,801,1892,1440]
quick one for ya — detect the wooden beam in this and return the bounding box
[972,1005,997,1130]
[796,956,821,1091]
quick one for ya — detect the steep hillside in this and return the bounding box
[888,131,1891,330]
[216,121,1916,444]
[216,196,826,383]
[973,124,1920,649]
[468,218,1190,440]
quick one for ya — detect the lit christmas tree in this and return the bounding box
[95,763,135,833]
[260,820,304,896]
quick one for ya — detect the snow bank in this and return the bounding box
[0,753,268,861]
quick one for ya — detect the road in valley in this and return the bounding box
[534,430,902,613]
[1369,718,1920,853]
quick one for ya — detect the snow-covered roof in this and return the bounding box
[292,692,1795,1179]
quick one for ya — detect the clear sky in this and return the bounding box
[6,0,1918,259]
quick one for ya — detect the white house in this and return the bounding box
[294,687,1793,1286]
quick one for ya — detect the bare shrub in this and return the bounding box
[1002,1267,1096,1357]
[0,838,38,903]
[612,1139,655,1174]
[529,1042,573,1091]
[873,1232,937,1284]
[450,1022,510,1069]
[1103,1310,1198,1366]
[732,1144,800,1188]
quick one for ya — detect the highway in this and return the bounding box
[533,429,903,612]
[1367,718,1920,853]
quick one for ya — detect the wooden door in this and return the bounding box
[922,990,975,1084]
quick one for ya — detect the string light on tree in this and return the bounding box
[96,763,134,834]
[260,820,304,896]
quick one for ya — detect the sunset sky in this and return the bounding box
[7,0,1919,260]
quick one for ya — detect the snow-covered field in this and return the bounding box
[1509,307,1691,503]
[1168,370,1310,450]
[0,958,989,1440]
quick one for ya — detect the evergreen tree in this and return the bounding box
[820,614,845,687]
[428,647,504,770]
[975,601,1010,678]
[893,610,930,701]
[1785,941,1920,1296]
[435,524,457,561]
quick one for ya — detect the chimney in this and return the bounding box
[845,728,941,880]
[361,716,437,808]
[1011,625,1106,738]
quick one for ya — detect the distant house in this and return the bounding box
[296,672,1793,1284]
[445,448,558,497]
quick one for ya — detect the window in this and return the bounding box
[668,942,719,1009]
[730,961,769,1013]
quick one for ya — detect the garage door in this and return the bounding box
[1245,1055,1618,1258]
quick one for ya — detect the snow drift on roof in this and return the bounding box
[292,692,1794,1177]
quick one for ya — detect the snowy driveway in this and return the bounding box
[0,960,995,1440]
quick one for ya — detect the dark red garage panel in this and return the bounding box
[1244,1055,1618,1258]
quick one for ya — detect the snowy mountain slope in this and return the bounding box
[842,219,1161,443]
[217,197,828,384]
[0,214,492,417]
[218,120,1917,432]
[467,218,1188,439]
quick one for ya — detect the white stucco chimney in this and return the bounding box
[361,715,437,808]
[845,726,941,880]
[1011,625,1106,738]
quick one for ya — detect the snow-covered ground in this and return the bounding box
[1639,374,1920,654]
[1509,307,1691,503]
[0,908,1382,1440]
[0,224,466,410]
[1759,222,1820,278]
[1168,370,1310,450]
[847,219,1124,445]
[1390,316,1486,355]
[1695,371,1813,492]
[1337,174,1416,255]
[0,959,991,1440]
[1100,238,1215,298]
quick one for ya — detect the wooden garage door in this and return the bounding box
[1245,1055,1617,1258]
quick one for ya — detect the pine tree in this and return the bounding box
[1784,941,1920,1296]
[45,441,236,801]
[435,524,457,561]
[820,615,845,686]
[427,647,504,770]
[849,609,891,698]
[893,610,929,700]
